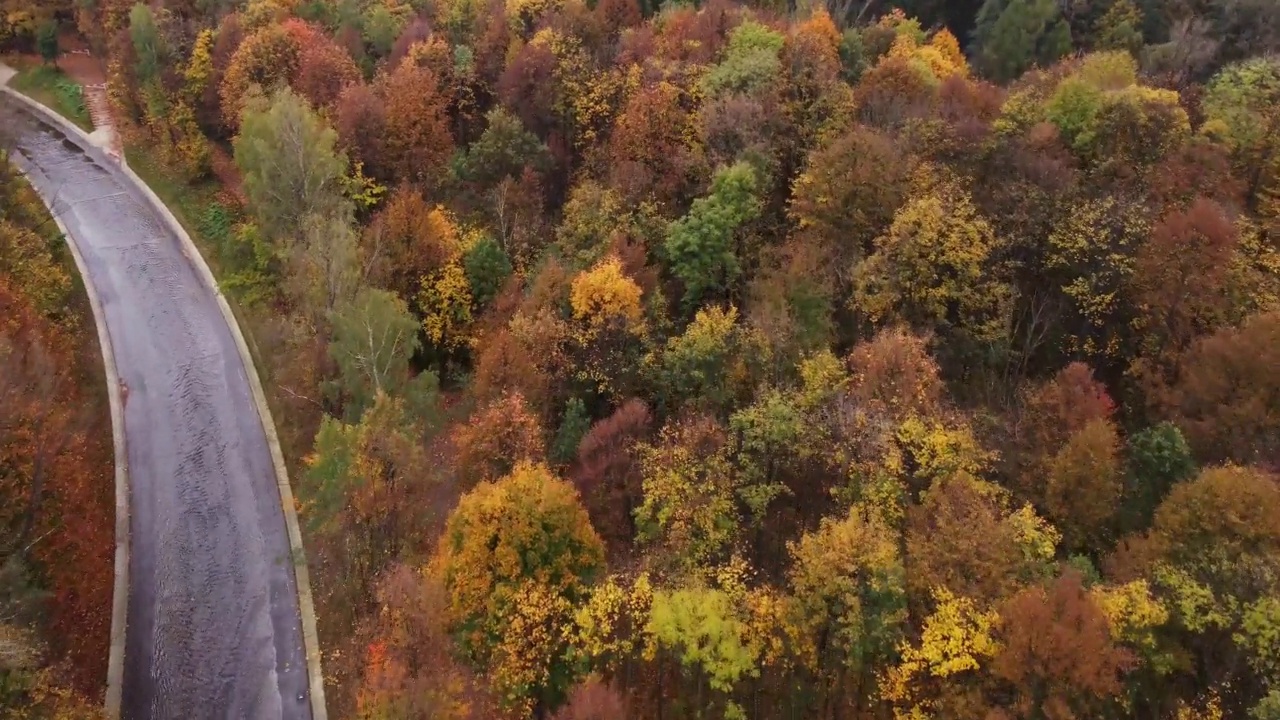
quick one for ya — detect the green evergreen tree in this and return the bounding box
[551,397,591,465]
[462,234,513,308]
[838,27,867,84]
[128,3,163,83]
[664,162,761,307]
[1122,422,1196,532]
[972,0,1072,82]
[328,287,422,418]
[456,108,550,188]
[36,21,58,65]
[234,87,350,242]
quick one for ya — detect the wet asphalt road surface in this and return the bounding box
[5,101,312,720]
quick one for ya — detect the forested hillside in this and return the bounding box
[4,0,1280,718]
[0,131,114,715]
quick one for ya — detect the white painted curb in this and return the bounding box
[2,81,327,720]
[6,139,130,720]
[0,80,130,719]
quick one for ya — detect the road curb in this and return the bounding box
[2,81,328,720]
[1,80,129,719]
[114,117,330,720]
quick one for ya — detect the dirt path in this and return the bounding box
[17,33,124,160]
[56,32,106,85]
[57,31,247,204]
[56,37,121,160]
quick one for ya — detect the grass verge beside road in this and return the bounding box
[6,61,92,132]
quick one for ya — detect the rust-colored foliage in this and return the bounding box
[789,8,840,65]
[846,325,946,420]
[1145,465,1280,567]
[779,8,844,156]
[606,81,701,207]
[991,572,1137,719]
[905,475,1046,606]
[66,2,1280,716]
[333,81,389,179]
[651,1,733,65]
[454,391,548,487]
[1161,312,1280,465]
[402,35,456,88]
[473,0,514,86]
[853,55,938,130]
[380,60,456,190]
[295,30,362,110]
[497,41,560,138]
[940,76,1004,122]
[0,281,112,689]
[1020,362,1115,468]
[520,256,574,318]
[572,398,652,553]
[1147,141,1244,212]
[701,94,783,171]
[790,123,911,278]
[0,176,113,692]
[202,12,245,134]
[935,76,1005,157]
[615,23,656,67]
[219,22,301,131]
[593,0,640,39]
[387,17,433,71]
[363,186,458,301]
[354,564,492,719]
[1132,198,1238,366]
[1044,419,1124,552]
[472,326,555,417]
[607,231,660,299]
[552,677,630,719]
[545,1,607,53]
[279,17,324,48]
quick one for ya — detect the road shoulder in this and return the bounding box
[1,70,327,720]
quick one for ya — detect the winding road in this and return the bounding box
[4,98,312,719]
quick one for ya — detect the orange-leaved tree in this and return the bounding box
[380,59,456,191]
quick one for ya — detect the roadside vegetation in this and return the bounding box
[0,127,112,717]
[5,60,91,131]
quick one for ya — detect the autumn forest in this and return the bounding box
[2,0,1280,717]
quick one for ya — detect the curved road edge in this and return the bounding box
[4,106,131,719]
[0,82,328,720]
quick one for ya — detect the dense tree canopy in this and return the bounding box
[20,0,1280,716]
[0,145,112,712]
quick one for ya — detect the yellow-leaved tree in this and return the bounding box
[852,165,1010,357]
[570,256,644,330]
[787,505,907,712]
[419,259,474,365]
[634,414,741,573]
[881,587,999,718]
[431,462,604,715]
[885,27,970,81]
[568,255,647,398]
